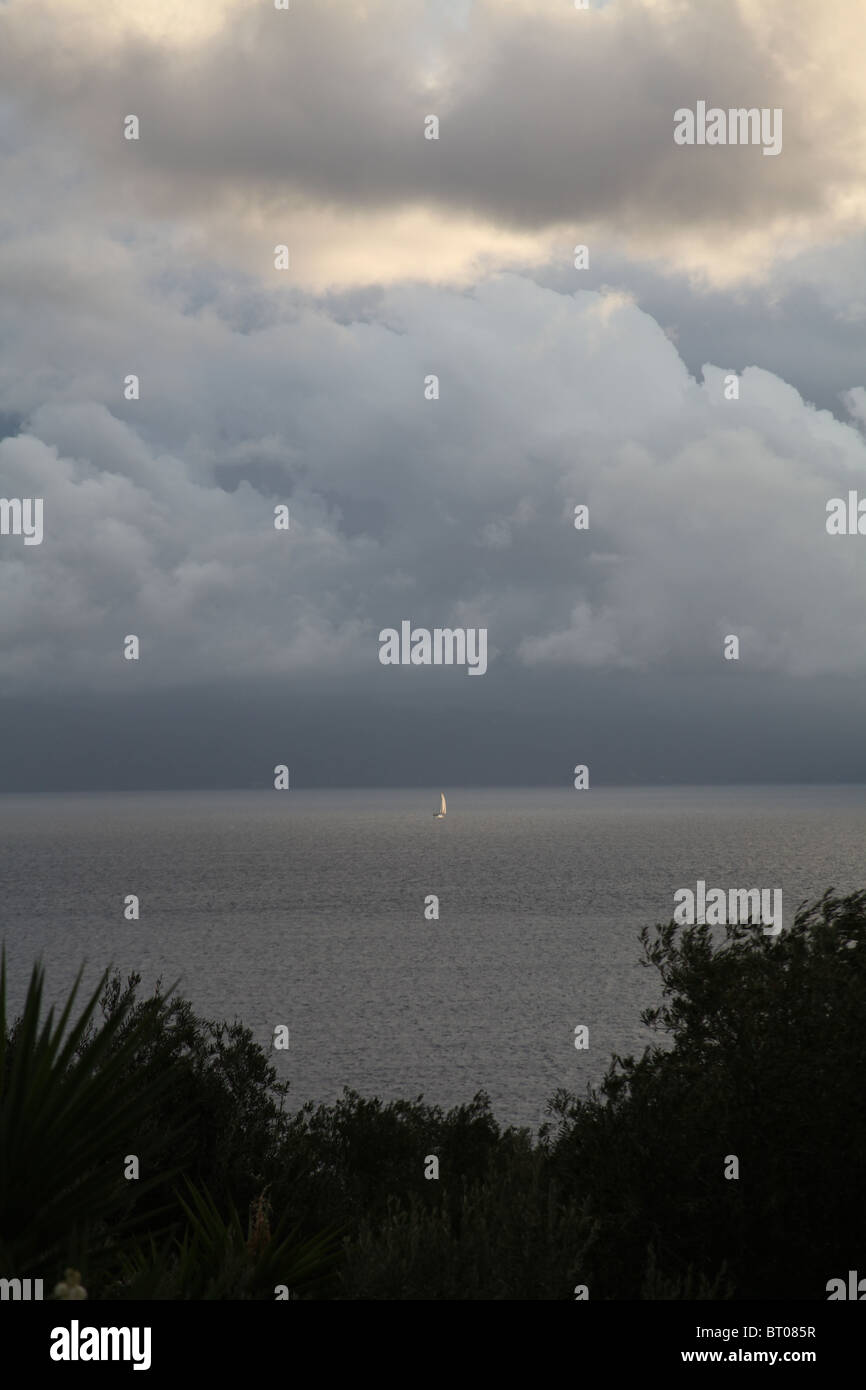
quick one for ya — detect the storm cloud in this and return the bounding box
[1,0,865,785]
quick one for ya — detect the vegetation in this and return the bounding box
[1,888,864,1298]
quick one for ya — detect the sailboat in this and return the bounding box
[433,792,447,819]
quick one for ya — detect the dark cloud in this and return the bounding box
[0,0,854,247]
[2,669,866,790]
[1,0,865,787]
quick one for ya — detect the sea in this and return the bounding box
[1,785,864,1131]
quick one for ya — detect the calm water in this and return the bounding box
[1,786,864,1130]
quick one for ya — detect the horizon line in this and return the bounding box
[1,781,865,796]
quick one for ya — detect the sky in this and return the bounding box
[1,0,865,789]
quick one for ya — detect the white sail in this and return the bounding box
[440,792,447,816]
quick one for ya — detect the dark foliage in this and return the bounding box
[3,888,863,1298]
[540,888,866,1298]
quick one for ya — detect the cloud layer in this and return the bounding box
[1,262,865,693]
[3,0,866,287]
[1,0,865,779]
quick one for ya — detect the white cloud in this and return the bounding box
[2,269,865,692]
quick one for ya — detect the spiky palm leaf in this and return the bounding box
[0,951,180,1277]
[116,1178,343,1299]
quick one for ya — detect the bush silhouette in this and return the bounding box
[541,888,866,1298]
[4,889,863,1298]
